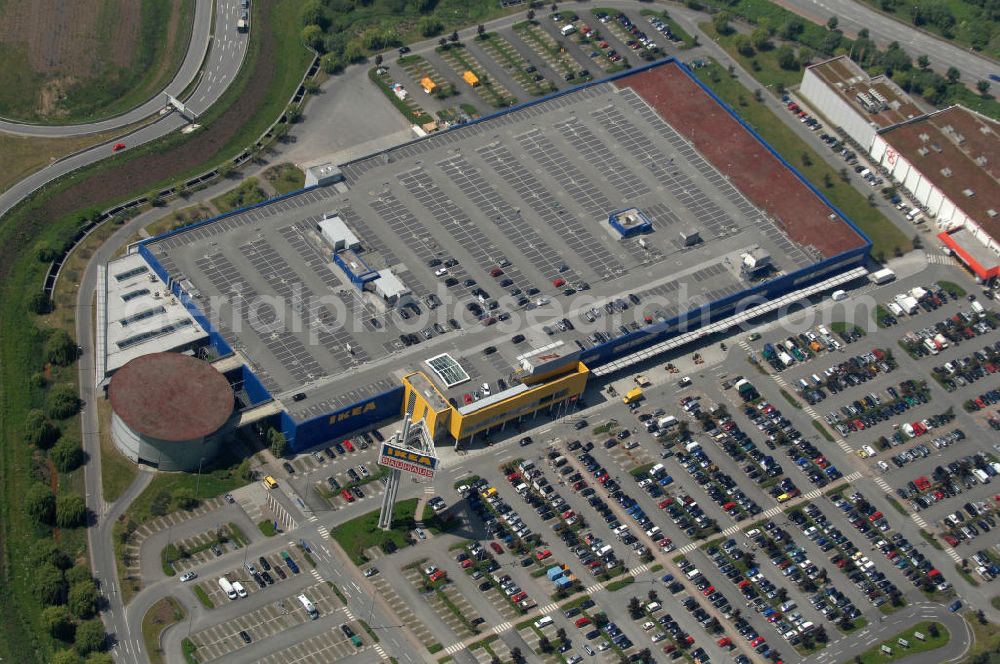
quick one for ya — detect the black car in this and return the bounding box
[261,571,274,585]
[478,581,492,591]
[324,447,336,459]
[258,556,271,571]
[398,46,411,54]
[352,486,365,499]
[274,566,286,580]
[335,442,345,454]
[240,630,252,644]
[282,462,295,474]
[519,436,533,446]
[341,624,356,638]
[327,476,340,491]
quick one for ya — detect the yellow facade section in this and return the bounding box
[401,362,589,442]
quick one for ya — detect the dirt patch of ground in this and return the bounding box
[617,63,867,258]
[0,0,137,78]
[0,0,277,283]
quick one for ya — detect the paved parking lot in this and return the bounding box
[190,582,339,662]
[195,550,306,607]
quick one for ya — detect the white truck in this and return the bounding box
[218,576,238,600]
[560,24,577,36]
[868,269,896,285]
[971,301,986,317]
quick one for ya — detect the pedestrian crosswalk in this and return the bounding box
[308,514,318,522]
[494,621,513,633]
[373,642,389,660]
[585,583,603,595]
[678,542,698,554]
[911,512,928,529]
[944,547,962,563]
[317,525,329,539]
[539,602,559,614]
[444,642,465,655]
[926,253,959,266]
[631,563,649,575]
[310,569,324,582]
[873,477,892,493]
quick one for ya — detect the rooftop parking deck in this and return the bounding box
[142,60,866,422]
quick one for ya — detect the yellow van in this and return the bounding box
[776,493,790,503]
[263,475,278,489]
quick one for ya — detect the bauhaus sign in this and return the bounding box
[378,443,438,477]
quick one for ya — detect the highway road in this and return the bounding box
[0,0,217,137]
[0,0,248,220]
[773,0,998,83]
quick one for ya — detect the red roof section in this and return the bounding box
[615,63,867,258]
[938,230,1000,280]
[109,352,234,441]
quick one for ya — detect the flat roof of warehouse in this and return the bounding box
[141,59,866,422]
[883,106,1000,238]
[806,56,923,129]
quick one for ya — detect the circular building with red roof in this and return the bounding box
[109,352,234,471]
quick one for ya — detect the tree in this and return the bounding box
[477,24,486,38]
[51,435,84,473]
[647,588,659,602]
[85,654,114,664]
[449,30,459,43]
[269,429,288,457]
[172,487,198,511]
[733,34,754,56]
[374,53,383,66]
[75,619,107,655]
[917,54,930,69]
[418,16,443,38]
[319,53,344,75]
[28,291,52,315]
[285,106,303,123]
[556,627,567,642]
[46,384,81,420]
[301,24,324,51]
[25,409,61,449]
[68,580,99,619]
[527,9,535,20]
[776,44,797,70]
[628,595,643,618]
[52,651,83,664]
[801,152,812,167]
[977,79,991,95]
[928,622,940,638]
[815,625,828,642]
[300,0,330,30]
[42,605,75,641]
[236,457,254,482]
[27,483,56,524]
[712,11,732,35]
[826,16,839,31]
[751,27,771,51]
[57,493,88,528]
[511,647,523,663]
[65,565,94,586]
[32,540,73,570]
[780,16,804,40]
[946,67,960,84]
[823,173,833,188]
[38,563,67,605]
[438,37,448,48]
[839,167,850,183]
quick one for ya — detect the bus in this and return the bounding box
[298,594,319,619]
[218,576,237,600]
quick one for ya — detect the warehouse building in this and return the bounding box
[101,58,870,454]
[801,56,1000,283]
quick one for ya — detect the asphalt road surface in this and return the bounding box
[0,0,248,220]
[0,0,217,137]
[773,0,998,83]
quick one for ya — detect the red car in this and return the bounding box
[535,549,552,561]
[429,570,446,582]
[463,393,473,405]
[552,277,566,287]
[112,142,126,152]
[341,489,354,503]
[750,636,765,648]
[490,541,504,554]
[343,439,354,453]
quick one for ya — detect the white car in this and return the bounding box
[434,267,448,277]
[415,527,426,540]
[179,571,198,583]
[358,465,370,478]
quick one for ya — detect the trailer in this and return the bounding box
[776,351,794,367]
[868,268,896,286]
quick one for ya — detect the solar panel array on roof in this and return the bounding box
[426,353,470,387]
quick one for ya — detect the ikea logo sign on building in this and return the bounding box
[327,401,376,424]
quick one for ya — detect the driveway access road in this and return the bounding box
[773,0,997,83]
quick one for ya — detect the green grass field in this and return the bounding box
[0,0,195,123]
[694,62,909,259]
[262,163,305,195]
[332,498,418,564]
[142,596,185,664]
